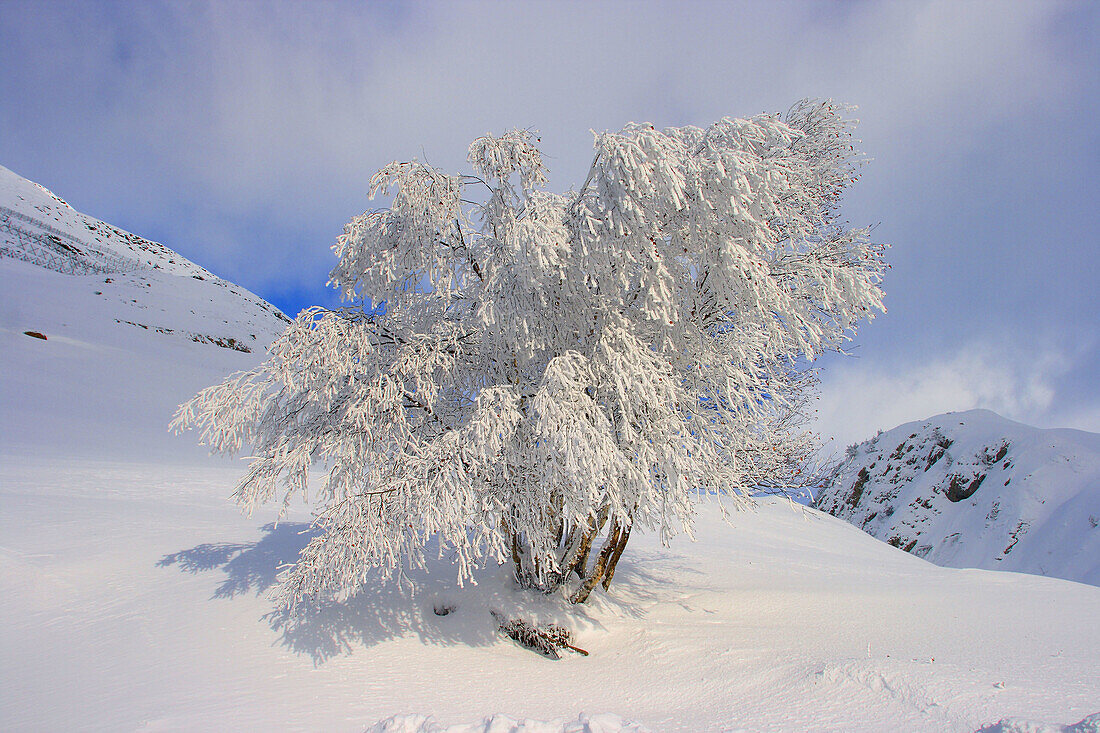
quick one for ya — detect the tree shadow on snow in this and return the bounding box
[159,523,644,665]
[593,547,708,617]
[158,522,314,599]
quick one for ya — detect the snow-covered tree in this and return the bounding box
[174,100,886,606]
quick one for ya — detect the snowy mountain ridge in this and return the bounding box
[4,162,209,276]
[0,163,289,461]
[0,162,288,325]
[814,409,1100,586]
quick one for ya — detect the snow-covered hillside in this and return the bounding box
[3,453,1099,732]
[1,168,1097,731]
[814,410,1100,586]
[2,162,273,282]
[0,164,288,461]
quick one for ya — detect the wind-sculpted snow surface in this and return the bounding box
[815,409,1100,585]
[3,454,1099,731]
[978,713,1100,733]
[365,713,651,733]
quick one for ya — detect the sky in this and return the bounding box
[2,0,1098,451]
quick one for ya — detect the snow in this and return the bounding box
[4,448,1099,731]
[1,163,287,462]
[2,166,1098,731]
[976,713,1100,733]
[365,713,652,732]
[1,162,257,279]
[815,410,1100,586]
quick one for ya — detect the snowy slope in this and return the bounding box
[1,170,1098,731]
[1,162,269,281]
[814,410,1100,586]
[2,455,1098,732]
[0,164,289,461]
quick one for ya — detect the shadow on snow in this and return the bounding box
[157,523,691,664]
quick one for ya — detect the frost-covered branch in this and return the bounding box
[175,99,886,606]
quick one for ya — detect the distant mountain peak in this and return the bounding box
[1,163,214,277]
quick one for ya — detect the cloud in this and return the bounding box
[5,1,1092,294]
[812,342,1088,453]
[2,0,1097,428]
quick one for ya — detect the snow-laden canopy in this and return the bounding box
[175,100,887,604]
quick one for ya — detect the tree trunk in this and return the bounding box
[507,505,631,601]
[570,520,624,604]
[562,505,607,580]
[601,524,631,590]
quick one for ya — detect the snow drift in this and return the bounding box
[365,713,651,733]
[814,409,1100,586]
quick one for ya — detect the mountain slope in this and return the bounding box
[0,162,287,320]
[3,162,247,279]
[0,163,288,461]
[814,409,1100,586]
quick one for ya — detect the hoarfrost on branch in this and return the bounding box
[174,100,887,605]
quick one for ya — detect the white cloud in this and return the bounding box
[2,0,1096,424]
[813,344,1074,453]
[5,1,1087,291]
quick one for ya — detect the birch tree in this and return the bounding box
[174,99,887,606]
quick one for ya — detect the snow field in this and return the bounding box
[3,451,1098,731]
